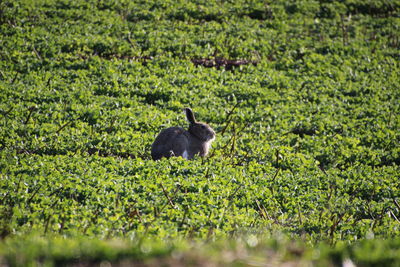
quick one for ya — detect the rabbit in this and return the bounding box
[151,108,216,160]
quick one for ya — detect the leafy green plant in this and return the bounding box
[0,0,399,265]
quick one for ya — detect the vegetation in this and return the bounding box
[0,0,399,265]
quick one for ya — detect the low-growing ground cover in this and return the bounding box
[0,0,399,265]
[2,234,400,266]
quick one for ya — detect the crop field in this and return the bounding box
[0,0,399,266]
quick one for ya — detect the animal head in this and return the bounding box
[185,108,216,142]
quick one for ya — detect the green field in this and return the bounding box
[1,0,399,266]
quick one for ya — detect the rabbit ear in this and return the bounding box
[184,108,196,124]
